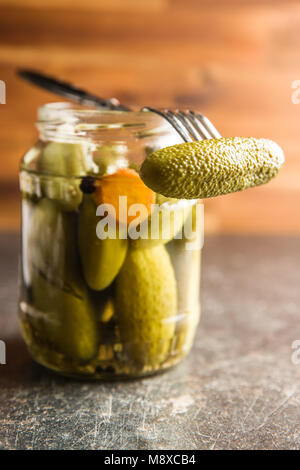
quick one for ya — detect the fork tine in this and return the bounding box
[175,111,201,141]
[185,111,211,140]
[165,109,193,142]
[166,110,196,142]
[142,106,221,143]
[189,111,221,139]
[163,110,192,142]
[142,107,191,142]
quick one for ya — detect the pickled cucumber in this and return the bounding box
[115,245,177,368]
[167,244,200,353]
[27,197,98,362]
[29,198,82,289]
[78,195,128,291]
[31,268,98,362]
[21,198,37,287]
[37,142,88,210]
[140,137,285,199]
[164,203,201,354]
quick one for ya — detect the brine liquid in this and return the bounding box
[19,171,201,379]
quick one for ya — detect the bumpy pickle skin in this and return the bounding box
[27,198,98,363]
[78,195,128,291]
[37,142,88,211]
[115,245,177,369]
[140,137,285,199]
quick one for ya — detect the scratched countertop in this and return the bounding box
[0,233,299,450]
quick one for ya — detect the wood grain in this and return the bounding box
[0,0,299,232]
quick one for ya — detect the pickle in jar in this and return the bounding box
[78,194,128,291]
[27,197,98,362]
[31,268,98,362]
[115,244,177,369]
[37,142,89,211]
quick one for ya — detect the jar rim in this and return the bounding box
[38,102,168,128]
[36,102,175,143]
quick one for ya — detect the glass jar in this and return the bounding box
[19,102,202,379]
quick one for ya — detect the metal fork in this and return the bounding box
[142,107,221,142]
[18,70,221,141]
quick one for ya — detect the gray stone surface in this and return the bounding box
[0,233,299,450]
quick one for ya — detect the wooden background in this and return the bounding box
[0,0,300,233]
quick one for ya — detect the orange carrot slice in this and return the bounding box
[94,168,155,226]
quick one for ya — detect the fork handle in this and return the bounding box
[18,69,131,111]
